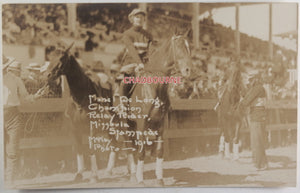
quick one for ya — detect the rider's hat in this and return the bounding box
[128,8,146,23]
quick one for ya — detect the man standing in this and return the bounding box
[85,31,98,52]
[3,56,40,188]
[237,69,268,170]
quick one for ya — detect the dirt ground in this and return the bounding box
[12,144,297,189]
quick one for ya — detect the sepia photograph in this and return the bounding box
[1,1,298,190]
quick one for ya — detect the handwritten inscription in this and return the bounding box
[87,94,163,153]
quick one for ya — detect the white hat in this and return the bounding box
[26,63,41,71]
[7,60,22,71]
[128,8,146,23]
[3,56,16,70]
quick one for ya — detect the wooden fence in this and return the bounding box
[163,99,297,159]
[18,84,297,158]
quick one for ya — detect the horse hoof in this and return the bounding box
[224,154,232,160]
[232,157,240,161]
[130,173,137,183]
[74,173,83,182]
[105,169,113,176]
[218,152,224,159]
[89,176,99,184]
[155,179,164,187]
[137,181,145,187]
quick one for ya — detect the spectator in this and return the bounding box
[85,31,98,52]
[237,69,268,170]
[3,56,40,188]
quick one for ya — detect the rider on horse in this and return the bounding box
[118,8,153,99]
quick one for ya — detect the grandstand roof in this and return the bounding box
[148,3,265,16]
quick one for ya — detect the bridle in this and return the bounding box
[36,43,75,98]
[169,35,191,74]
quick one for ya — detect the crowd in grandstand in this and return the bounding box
[2,4,297,184]
[2,4,297,101]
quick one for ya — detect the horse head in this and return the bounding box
[168,34,192,78]
[149,32,192,78]
[47,42,74,83]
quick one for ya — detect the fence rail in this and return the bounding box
[19,94,297,157]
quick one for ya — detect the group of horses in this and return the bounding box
[39,33,192,186]
[38,32,246,186]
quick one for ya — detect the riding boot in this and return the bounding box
[136,160,144,184]
[219,135,225,153]
[106,151,116,175]
[90,154,98,183]
[224,142,231,159]
[233,143,239,161]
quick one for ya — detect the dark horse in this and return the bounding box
[46,44,113,183]
[122,34,192,185]
[217,60,246,160]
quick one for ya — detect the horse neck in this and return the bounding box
[64,56,96,108]
[148,39,173,74]
[224,70,242,104]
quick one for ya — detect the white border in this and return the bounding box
[0,1,299,193]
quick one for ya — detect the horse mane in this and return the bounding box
[223,62,243,106]
[64,55,103,109]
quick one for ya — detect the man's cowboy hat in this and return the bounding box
[128,8,146,23]
[92,60,105,72]
[7,60,22,71]
[26,63,41,71]
[2,55,16,71]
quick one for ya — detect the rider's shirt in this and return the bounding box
[122,26,153,66]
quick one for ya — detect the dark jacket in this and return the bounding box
[122,26,153,65]
[85,38,98,52]
[238,82,266,122]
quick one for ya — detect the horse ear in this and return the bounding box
[65,42,75,54]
